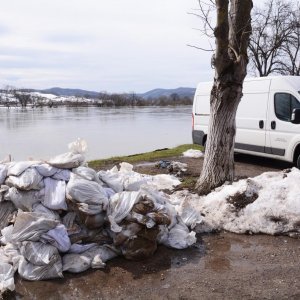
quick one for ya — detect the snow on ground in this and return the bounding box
[172,168,300,237]
[0,92,98,105]
[182,149,204,158]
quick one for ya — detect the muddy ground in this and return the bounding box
[5,154,300,300]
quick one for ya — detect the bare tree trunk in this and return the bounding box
[196,0,252,195]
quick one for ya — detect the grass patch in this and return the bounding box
[88,144,203,170]
[176,176,198,191]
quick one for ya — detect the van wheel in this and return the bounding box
[297,155,300,169]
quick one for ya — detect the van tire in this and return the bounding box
[297,155,300,169]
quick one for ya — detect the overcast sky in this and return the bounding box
[0,0,261,93]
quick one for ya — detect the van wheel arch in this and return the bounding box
[293,144,300,168]
[203,135,207,150]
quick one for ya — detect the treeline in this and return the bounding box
[96,92,192,107]
[0,87,193,108]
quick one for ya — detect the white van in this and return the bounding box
[192,76,300,167]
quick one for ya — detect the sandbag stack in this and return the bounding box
[0,140,198,294]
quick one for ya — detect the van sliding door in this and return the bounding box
[268,92,300,156]
[235,91,268,153]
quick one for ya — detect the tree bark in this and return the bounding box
[196,0,253,195]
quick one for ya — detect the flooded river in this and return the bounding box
[0,106,192,161]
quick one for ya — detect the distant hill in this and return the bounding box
[140,87,196,99]
[39,87,99,97]
[32,86,196,99]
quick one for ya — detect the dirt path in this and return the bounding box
[6,154,300,300]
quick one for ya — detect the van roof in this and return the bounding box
[196,76,300,94]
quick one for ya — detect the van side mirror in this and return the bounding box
[291,108,300,124]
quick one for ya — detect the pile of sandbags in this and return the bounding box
[0,140,197,294]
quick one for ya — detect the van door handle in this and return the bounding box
[259,120,264,129]
[271,121,276,130]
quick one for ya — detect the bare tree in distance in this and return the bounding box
[194,0,253,195]
[190,0,300,77]
[248,0,297,76]
[279,2,300,75]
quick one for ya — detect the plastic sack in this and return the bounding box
[43,178,67,210]
[7,161,40,177]
[72,166,98,181]
[6,167,44,191]
[0,263,15,293]
[68,243,97,254]
[0,164,7,185]
[41,224,71,253]
[7,187,43,211]
[0,226,14,245]
[0,202,16,231]
[10,211,58,243]
[18,256,63,281]
[47,152,85,169]
[34,163,58,177]
[63,245,118,272]
[32,203,60,221]
[68,138,87,154]
[62,253,91,273]
[20,241,60,266]
[51,169,71,181]
[158,221,197,249]
[66,173,108,214]
[98,166,124,193]
[107,191,140,232]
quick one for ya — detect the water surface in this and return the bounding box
[0,106,192,161]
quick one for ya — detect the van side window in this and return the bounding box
[274,93,300,122]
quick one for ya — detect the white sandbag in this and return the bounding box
[63,245,118,273]
[62,212,81,235]
[0,226,14,245]
[51,169,71,181]
[68,243,98,254]
[20,241,60,266]
[34,163,58,177]
[68,138,88,154]
[103,187,116,199]
[0,201,16,230]
[107,191,140,232]
[18,256,63,281]
[62,253,91,273]
[98,166,124,193]
[7,161,40,176]
[182,149,204,158]
[0,164,7,185]
[41,224,71,253]
[43,178,67,210]
[32,203,60,220]
[84,245,119,264]
[72,166,98,181]
[47,152,85,169]
[2,243,21,267]
[0,263,15,293]
[6,168,43,191]
[10,211,58,243]
[158,222,197,249]
[66,173,108,213]
[7,187,44,211]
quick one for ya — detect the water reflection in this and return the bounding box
[0,106,192,160]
